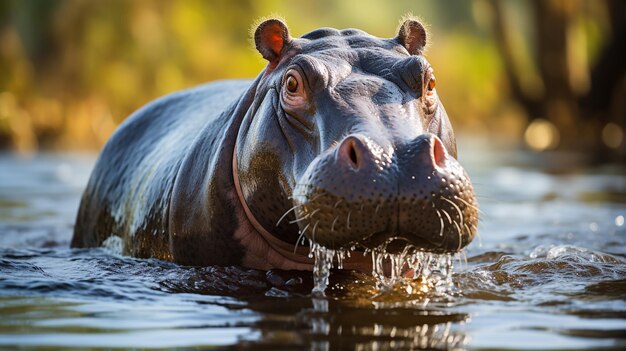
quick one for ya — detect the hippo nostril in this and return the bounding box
[348,144,359,167]
[338,136,366,170]
[432,136,446,168]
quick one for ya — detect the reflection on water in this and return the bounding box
[0,142,625,350]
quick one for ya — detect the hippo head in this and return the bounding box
[234,18,478,256]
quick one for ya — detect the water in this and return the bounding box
[1,141,625,350]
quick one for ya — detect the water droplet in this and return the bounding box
[616,215,624,227]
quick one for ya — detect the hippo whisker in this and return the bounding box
[435,208,445,237]
[331,216,340,232]
[442,197,465,229]
[333,200,343,209]
[300,222,311,236]
[346,211,352,230]
[312,220,320,243]
[441,208,453,224]
[289,215,310,224]
[463,223,473,239]
[452,219,462,239]
[454,196,482,215]
[276,204,301,227]
[289,208,320,224]
[455,220,463,251]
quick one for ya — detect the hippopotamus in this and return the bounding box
[71,18,478,271]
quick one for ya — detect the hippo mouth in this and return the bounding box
[292,134,478,254]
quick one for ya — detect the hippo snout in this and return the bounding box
[293,133,478,253]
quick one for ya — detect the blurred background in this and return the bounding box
[0,0,624,163]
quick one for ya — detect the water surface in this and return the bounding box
[1,142,625,350]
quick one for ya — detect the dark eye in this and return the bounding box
[286,75,298,93]
[281,69,307,111]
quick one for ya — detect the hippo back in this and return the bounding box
[72,80,251,259]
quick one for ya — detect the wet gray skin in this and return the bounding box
[72,18,478,269]
[237,19,477,253]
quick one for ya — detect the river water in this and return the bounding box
[0,139,625,350]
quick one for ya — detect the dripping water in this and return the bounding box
[309,239,455,296]
[309,241,348,295]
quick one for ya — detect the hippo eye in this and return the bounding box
[281,69,308,112]
[286,75,298,93]
[283,69,304,96]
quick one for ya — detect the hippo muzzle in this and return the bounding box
[293,133,477,253]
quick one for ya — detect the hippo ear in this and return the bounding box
[254,18,291,63]
[396,18,427,55]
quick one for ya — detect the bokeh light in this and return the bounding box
[524,119,560,151]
